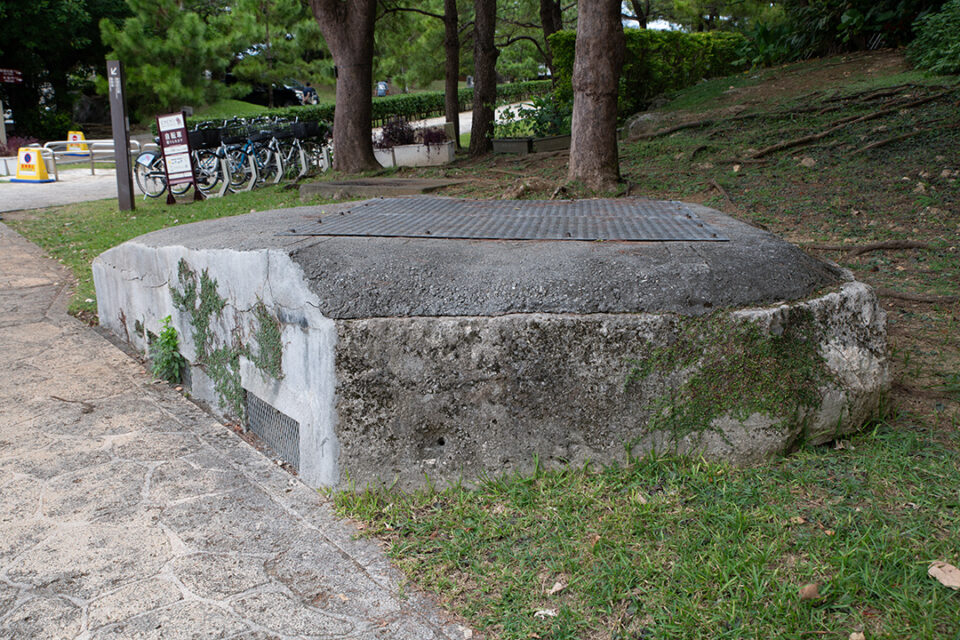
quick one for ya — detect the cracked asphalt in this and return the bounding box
[0,222,474,639]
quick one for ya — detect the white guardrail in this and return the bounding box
[0,139,143,180]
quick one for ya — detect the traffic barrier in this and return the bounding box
[11,147,55,183]
[65,130,90,157]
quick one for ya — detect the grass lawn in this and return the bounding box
[4,48,958,640]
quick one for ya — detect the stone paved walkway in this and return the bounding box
[0,222,472,639]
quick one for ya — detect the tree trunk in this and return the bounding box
[629,0,648,28]
[443,0,461,149]
[539,0,563,76]
[469,0,498,156]
[309,0,380,172]
[567,0,624,191]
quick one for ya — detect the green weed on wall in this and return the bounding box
[170,259,284,418]
[549,29,747,119]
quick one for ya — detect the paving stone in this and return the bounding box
[231,590,357,637]
[1,435,112,480]
[42,461,147,523]
[0,522,52,570]
[5,523,171,600]
[169,553,270,600]
[148,459,248,506]
[90,601,249,639]
[87,577,184,631]
[0,473,43,523]
[109,431,204,463]
[264,538,402,620]
[0,594,84,640]
[158,488,297,555]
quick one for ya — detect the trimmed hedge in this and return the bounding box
[167,80,552,135]
[549,29,748,119]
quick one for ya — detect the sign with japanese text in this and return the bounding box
[155,111,199,202]
[0,68,23,83]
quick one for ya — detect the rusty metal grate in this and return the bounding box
[245,391,300,471]
[278,197,727,242]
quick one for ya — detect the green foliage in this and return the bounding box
[495,95,571,138]
[0,0,127,137]
[777,0,946,59]
[549,30,747,119]
[150,315,186,383]
[736,20,794,67]
[252,302,283,379]
[908,0,960,74]
[230,0,331,107]
[100,0,240,119]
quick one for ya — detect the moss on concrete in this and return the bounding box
[627,308,831,443]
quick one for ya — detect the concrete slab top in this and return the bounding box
[126,197,845,318]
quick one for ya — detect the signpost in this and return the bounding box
[155,111,201,204]
[0,68,22,149]
[106,61,135,211]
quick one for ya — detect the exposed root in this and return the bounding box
[750,90,954,159]
[849,122,959,155]
[805,240,930,257]
[708,179,734,208]
[877,288,958,304]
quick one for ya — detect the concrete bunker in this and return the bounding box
[93,197,889,489]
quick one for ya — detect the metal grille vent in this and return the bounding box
[277,197,728,242]
[245,391,300,471]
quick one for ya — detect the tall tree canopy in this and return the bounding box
[100,0,238,118]
[0,0,127,137]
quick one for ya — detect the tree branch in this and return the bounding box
[377,3,443,21]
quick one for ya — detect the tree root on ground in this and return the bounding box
[877,289,958,304]
[805,239,930,257]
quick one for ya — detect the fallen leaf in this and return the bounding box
[548,581,566,596]
[799,583,820,600]
[850,632,866,640]
[534,608,558,619]
[800,157,816,168]
[790,516,806,525]
[928,561,960,590]
[825,529,835,536]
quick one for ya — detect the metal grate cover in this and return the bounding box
[245,391,300,471]
[279,197,727,242]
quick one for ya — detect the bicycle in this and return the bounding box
[133,147,192,199]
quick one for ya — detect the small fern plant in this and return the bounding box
[151,315,186,383]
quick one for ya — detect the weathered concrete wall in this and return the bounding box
[334,282,888,488]
[93,244,339,487]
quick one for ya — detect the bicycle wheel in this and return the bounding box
[301,141,326,172]
[134,153,166,198]
[227,149,256,191]
[194,150,223,194]
[279,141,303,179]
[256,146,281,183]
[170,180,192,196]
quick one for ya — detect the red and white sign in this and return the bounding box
[0,68,23,84]
[156,112,197,191]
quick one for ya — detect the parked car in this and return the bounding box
[242,84,301,108]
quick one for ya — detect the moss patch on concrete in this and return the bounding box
[627,308,832,443]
